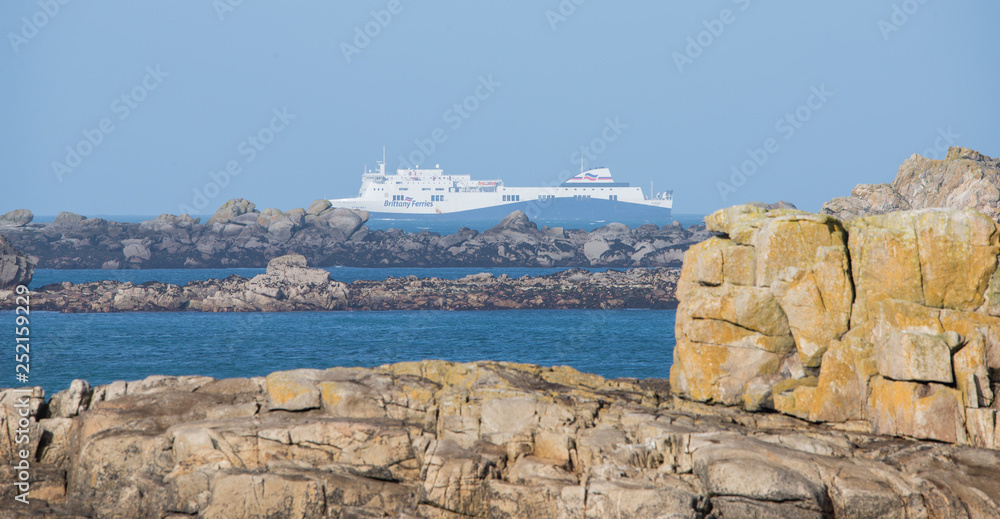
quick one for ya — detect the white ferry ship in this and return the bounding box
[329,154,673,222]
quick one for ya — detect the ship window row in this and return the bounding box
[574,195,592,199]
[392,195,406,201]
[502,195,520,202]
[431,195,445,201]
[537,195,555,200]
[609,195,618,201]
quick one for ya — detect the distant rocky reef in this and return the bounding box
[673,203,1000,451]
[822,146,1000,221]
[1,254,678,312]
[5,360,1000,517]
[0,200,710,269]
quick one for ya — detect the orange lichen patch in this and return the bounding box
[867,377,966,444]
[265,371,319,408]
[914,210,999,310]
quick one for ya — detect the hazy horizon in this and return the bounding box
[4,1,998,216]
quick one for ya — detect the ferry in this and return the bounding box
[329,153,673,222]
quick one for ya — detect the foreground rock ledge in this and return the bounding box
[3,361,1000,518]
[673,204,1000,450]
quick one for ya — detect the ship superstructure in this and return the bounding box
[329,154,672,221]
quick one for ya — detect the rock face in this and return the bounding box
[6,255,679,312]
[0,209,33,227]
[822,147,1000,221]
[0,233,33,289]
[0,201,706,269]
[5,361,1000,517]
[673,204,1000,450]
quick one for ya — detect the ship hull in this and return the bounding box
[364,197,672,223]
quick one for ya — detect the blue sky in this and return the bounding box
[2,1,998,216]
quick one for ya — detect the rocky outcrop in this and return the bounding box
[0,200,706,269]
[822,147,1000,221]
[5,361,1000,517]
[673,204,1000,450]
[0,209,33,227]
[5,255,679,312]
[0,233,33,289]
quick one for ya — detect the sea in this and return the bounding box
[11,267,678,396]
[11,214,701,396]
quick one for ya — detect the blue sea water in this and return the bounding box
[12,268,677,395]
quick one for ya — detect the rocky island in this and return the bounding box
[1,255,679,312]
[0,204,710,270]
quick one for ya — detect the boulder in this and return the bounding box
[321,208,366,238]
[306,199,332,216]
[207,198,256,226]
[0,209,32,226]
[263,254,330,285]
[0,233,33,288]
[54,211,86,225]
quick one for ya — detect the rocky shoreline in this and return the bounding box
[0,204,710,269]
[1,254,679,312]
[821,147,1000,221]
[3,361,999,518]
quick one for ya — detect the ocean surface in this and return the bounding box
[12,268,677,395]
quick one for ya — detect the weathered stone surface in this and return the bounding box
[674,202,1000,451]
[822,147,1000,222]
[1,202,707,269]
[7,263,680,313]
[867,377,967,443]
[206,198,256,226]
[53,211,86,225]
[6,361,1000,517]
[0,209,33,227]
[0,233,33,289]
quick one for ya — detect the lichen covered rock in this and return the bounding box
[673,204,1000,450]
